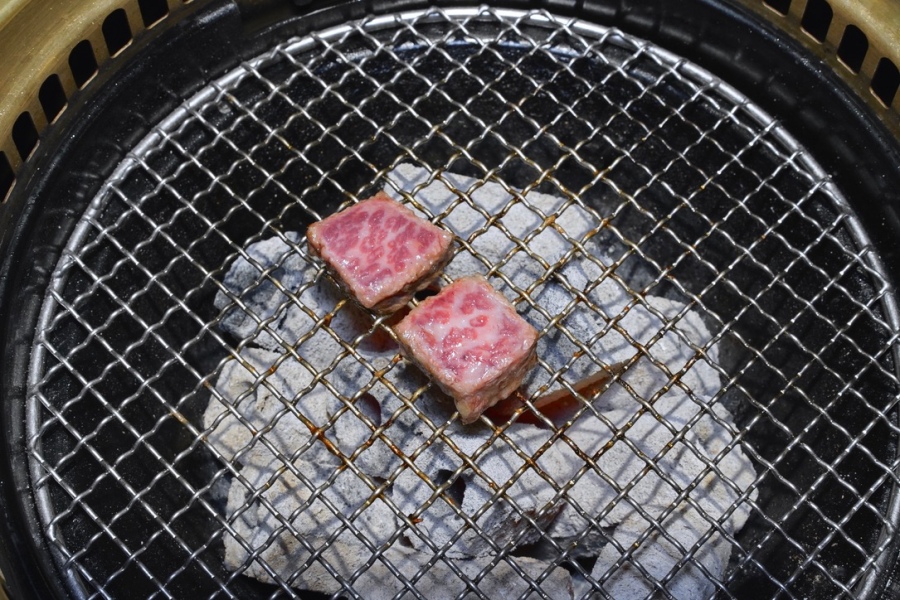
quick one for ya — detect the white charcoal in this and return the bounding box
[208,164,757,598]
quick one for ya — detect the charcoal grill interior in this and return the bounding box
[1,2,899,600]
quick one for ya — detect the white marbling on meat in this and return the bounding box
[306,193,454,313]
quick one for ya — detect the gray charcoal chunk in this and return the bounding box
[217,232,395,355]
[352,548,574,600]
[202,348,323,464]
[224,445,399,586]
[224,442,573,599]
[589,506,730,600]
[392,421,568,557]
[234,540,574,599]
[215,233,313,350]
[210,165,757,598]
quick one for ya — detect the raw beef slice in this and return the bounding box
[306,192,454,314]
[394,276,539,424]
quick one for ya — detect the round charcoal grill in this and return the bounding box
[1,2,899,600]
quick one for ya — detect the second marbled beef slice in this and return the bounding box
[395,276,539,424]
[306,192,454,314]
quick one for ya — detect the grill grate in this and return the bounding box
[26,7,900,600]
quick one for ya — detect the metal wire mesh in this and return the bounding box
[26,6,900,600]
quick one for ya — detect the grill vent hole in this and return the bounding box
[69,40,98,88]
[12,112,38,162]
[0,152,13,203]
[103,9,133,57]
[39,74,67,124]
[763,0,791,15]
[800,0,832,42]
[138,0,169,27]
[837,25,867,73]
[872,57,900,107]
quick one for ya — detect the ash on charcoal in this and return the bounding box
[350,547,574,600]
[224,444,400,590]
[222,429,575,597]
[387,164,597,305]
[214,232,312,350]
[391,420,567,558]
[205,164,757,599]
[590,506,732,600]
[202,348,321,464]
[201,351,402,496]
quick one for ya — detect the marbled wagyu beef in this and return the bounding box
[306,192,454,314]
[394,276,538,423]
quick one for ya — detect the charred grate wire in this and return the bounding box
[25,6,900,600]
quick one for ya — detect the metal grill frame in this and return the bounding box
[22,6,900,600]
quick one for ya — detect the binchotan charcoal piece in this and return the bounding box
[211,166,757,597]
[306,192,454,315]
[394,275,539,424]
